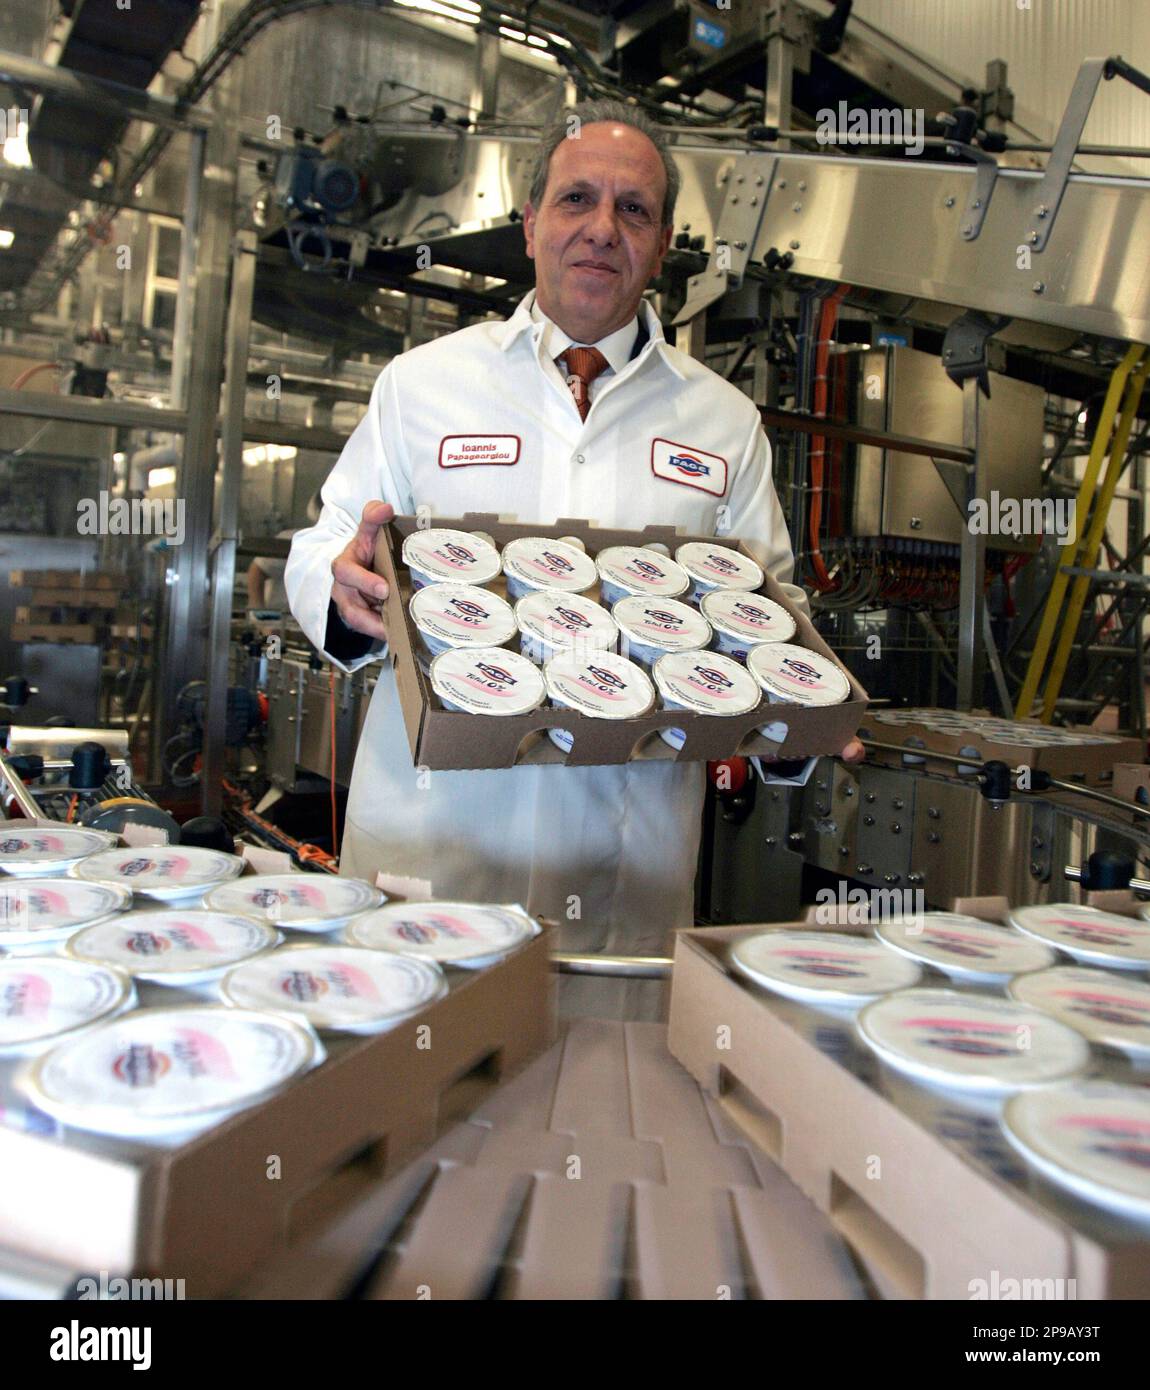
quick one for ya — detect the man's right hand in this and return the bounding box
[330,500,395,642]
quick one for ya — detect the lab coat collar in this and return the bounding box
[499,289,687,381]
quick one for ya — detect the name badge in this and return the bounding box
[651,437,727,496]
[439,435,521,468]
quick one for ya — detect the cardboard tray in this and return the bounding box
[859,708,1142,789]
[373,513,867,770]
[0,926,556,1298]
[667,923,1150,1300]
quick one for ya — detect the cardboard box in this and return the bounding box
[373,514,867,770]
[667,923,1150,1299]
[0,926,556,1297]
[8,570,122,590]
[859,708,1141,789]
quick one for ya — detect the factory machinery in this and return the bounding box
[4,1,1150,915]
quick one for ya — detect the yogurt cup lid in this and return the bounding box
[430,646,546,715]
[674,542,764,591]
[700,590,797,644]
[515,590,618,653]
[221,944,446,1032]
[66,910,280,980]
[612,596,712,652]
[0,878,131,945]
[729,930,922,1004]
[875,913,1058,981]
[203,874,384,927]
[747,641,852,706]
[0,957,134,1052]
[23,1004,318,1135]
[347,901,537,964]
[1003,1081,1150,1216]
[0,826,117,873]
[652,650,761,716]
[595,546,690,597]
[857,988,1091,1091]
[1008,966,1150,1058]
[401,528,501,585]
[69,846,246,898]
[544,649,655,720]
[409,583,516,648]
[1009,903,1150,968]
[502,537,598,592]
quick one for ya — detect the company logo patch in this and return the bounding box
[651,437,727,496]
[439,435,521,468]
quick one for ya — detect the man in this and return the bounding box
[286,100,863,1016]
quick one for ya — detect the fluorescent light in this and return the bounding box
[1,116,30,169]
[0,228,13,249]
[394,0,480,22]
[526,35,548,48]
[499,26,526,41]
[242,444,298,467]
[1077,409,1088,425]
[148,466,176,488]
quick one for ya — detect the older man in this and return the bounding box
[286,99,862,1016]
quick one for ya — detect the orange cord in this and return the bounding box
[808,285,850,591]
[329,668,338,864]
[66,794,78,822]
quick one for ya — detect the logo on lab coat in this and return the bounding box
[651,437,727,496]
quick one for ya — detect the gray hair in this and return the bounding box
[528,99,680,230]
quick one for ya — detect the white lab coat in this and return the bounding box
[285,290,809,1000]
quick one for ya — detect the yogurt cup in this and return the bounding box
[430,646,546,716]
[68,845,245,903]
[515,590,618,666]
[857,988,1090,1095]
[0,878,131,955]
[542,650,655,754]
[729,930,922,1006]
[701,589,796,663]
[66,909,281,987]
[409,583,516,661]
[0,826,118,876]
[21,1004,320,1137]
[400,527,501,590]
[347,900,538,969]
[221,944,446,1033]
[1003,1080,1150,1221]
[1010,903,1150,971]
[612,597,712,669]
[0,957,135,1054]
[501,537,599,602]
[594,546,690,606]
[875,912,1058,986]
[747,641,852,707]
[674,542,764,602]
[203,874,383,932]
[651,649,760,751]
[1008,966,1150,1063]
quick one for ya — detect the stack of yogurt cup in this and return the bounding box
[729,900,1150,1224]
[401,526,854,755]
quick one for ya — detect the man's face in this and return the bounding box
[523,122,673,342]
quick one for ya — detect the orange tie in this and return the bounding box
[557,346,609,422]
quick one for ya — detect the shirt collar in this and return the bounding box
[530,297,638,377]
[498,289,686,380]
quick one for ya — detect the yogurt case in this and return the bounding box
[612,596,711,669]
[430,646,546,716]
[0,826,118,877]
[69,845,246,902]
[409,583,516,661]
[652,650,761,751]
[0,878,131,954]
[501,536,598,602]
[515,590,618,666]
[401,527,502,590]
[543,649,655,754]
[595,546,690,605]
[875,912,1058,986]
[674,542,764,601]
[747,642,852,707]
[1010,903,1150,971]
[701,590,796,663]
[347,900,538,969]
[66,909,281,986]
[0,956,135,1054]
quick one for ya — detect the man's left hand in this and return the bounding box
[839,737,865,764]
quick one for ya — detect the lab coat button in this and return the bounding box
[574,453,585,465]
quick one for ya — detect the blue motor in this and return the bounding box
[274,145,359,215]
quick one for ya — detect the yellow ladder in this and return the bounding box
[1015,343,1150,722]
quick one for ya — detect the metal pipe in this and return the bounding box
[0,751,43,821]
[551,952,673,979]
[1064,864,1150,893]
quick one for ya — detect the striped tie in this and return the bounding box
[558,346,610,422]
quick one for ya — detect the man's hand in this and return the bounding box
[839,737,865,764]
[330,500,395,642]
